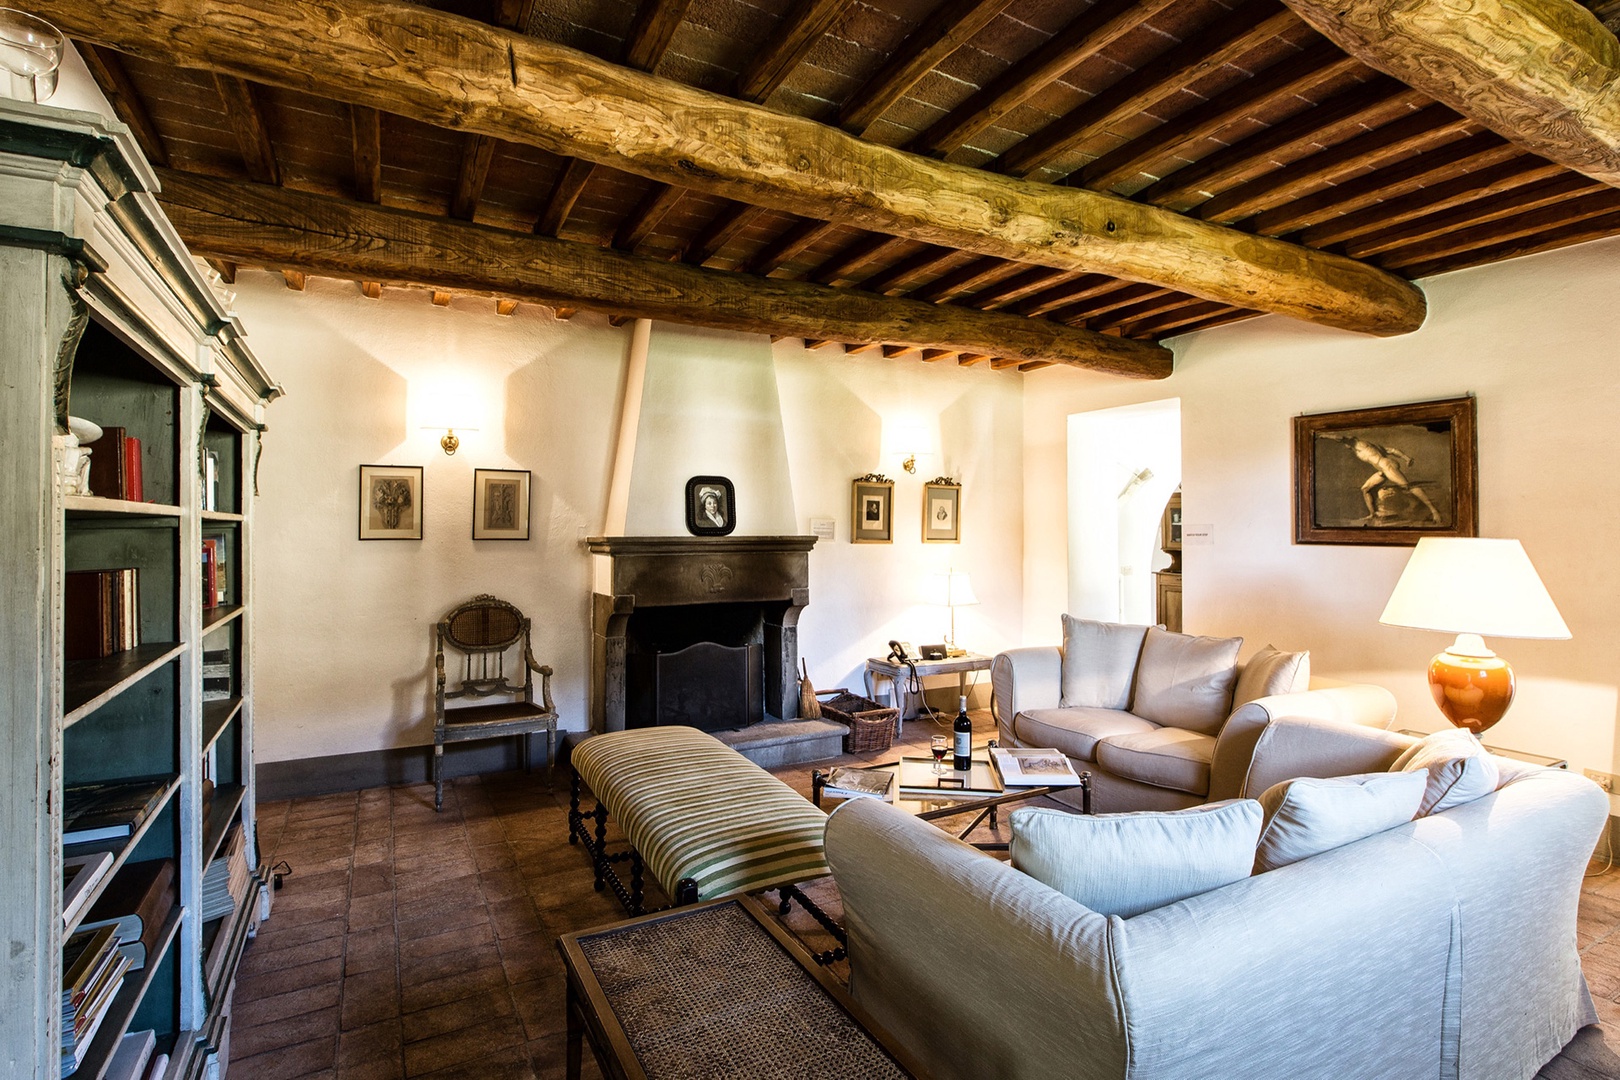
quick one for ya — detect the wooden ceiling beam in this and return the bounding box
[42,0,1426,336]
[155,170,1172,376]
[1279,0,1620,187]
[77,45,169,168]
[614,182,686,251]
[1076,41,1358,191]
[1065,282,1170,321]
[1196,107,1476,224]
[205,259,236,283]
[913,0,1182,157]
[745,219,836,276]
[492,0,539,32]
[1300,156,1565,247]
[535,157,596,237]
[361,281,382,299]
[1250,133,1517,236]
[496,299,519,315]
[807,234,907,285]
[1391,208,1620,279]
[212,74,280,185]
[623,0,694,73]
[1010,274,1119,316]
[681,202,764,265]
[859,245,955,294]
[903,255,1009,303]
[1116,298,1226,338]
[963,266,1067,310]
[838,0,1018,135]
[1379,188,1620,269]
[451,134,498,221]
[1141,80,1423,207]
[1343,172,1599,257]
[281,269,305,290]
[735,0,850,103]
[998,2,1301,178]
[350,106,383,203]
[1090,290,1189,331]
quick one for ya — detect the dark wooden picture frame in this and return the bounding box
[922,481,960,543]
[472,468,531,540]
[358,464,423,540]
[1293,396,1477,546]
[851,475,893,544]
[685,475,736,536]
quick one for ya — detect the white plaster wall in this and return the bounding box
[237,274,1025,763]
[1022,235,1620,784]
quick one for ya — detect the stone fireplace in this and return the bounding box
[587,535,816,735]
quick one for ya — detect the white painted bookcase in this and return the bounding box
[0,98,280,1080]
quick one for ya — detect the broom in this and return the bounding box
[799,659,822,720]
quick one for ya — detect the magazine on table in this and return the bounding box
[989,747,1084,788]
[821,766,896,801]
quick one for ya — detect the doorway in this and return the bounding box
[1066,399,1182,625]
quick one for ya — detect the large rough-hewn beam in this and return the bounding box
[1279,0,1620,187]
[38,0,1427,335]
[156,171,1173,377]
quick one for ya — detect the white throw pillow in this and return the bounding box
[1130,627,1243,735]
[1253,771,1427,873]
[1059,615,1149,710]
[1231,645,1311,710]
[1392,729,1501,815]
[1010,800,1262,918]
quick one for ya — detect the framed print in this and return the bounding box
[359,464,423,540]
[852,474,894,544]
[922,480,960,543]
[685,475,736,536]
[473,468,531,540]
[1293,396,1477,546]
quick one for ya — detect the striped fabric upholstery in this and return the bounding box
[572,726,830,901]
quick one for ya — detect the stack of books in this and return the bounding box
[61,924,130,1075]
[201,824,249,922]
[62,851,115,929]
[64,569,140,661]
[77,858,177,972]
[105,1029,157,1080]
[820,766,896,801]
[201,538,229,609]
[63,776,172,846]
[202,645,232,702]
[84,426,143,503]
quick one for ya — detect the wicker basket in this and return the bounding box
[816,689,899,753]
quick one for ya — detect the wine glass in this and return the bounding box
[930,736,948,774]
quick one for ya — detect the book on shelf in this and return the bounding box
[212,535,229,606]
[202,448,220,512]
[63,568,140,661]
[202,645,232,701]
[105,1029,156,1080]
[201,538,219,611]
[62,851,115,930]
[821,766,895,801]
[123,436,143,504]
[202,823,249,921]
[84,426,143,503]
[989,747,1085,788]
[63,776,172,845]
[896,756,1004,799]
[62,924,119,1010]
[79,857,176,972]
[62,942,129,1075]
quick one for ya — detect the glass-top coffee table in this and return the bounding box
[810,745,1092,850]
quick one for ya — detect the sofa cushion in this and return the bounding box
[1059,616,1149,710]
[1393,728,1501,815]
[1014,707,1157,764]
[1253,771,1427,872]
[1129,627,1243,735]
[1009,800,1262,918]
[1095,728,1214,796]
[1231,645,1310,710]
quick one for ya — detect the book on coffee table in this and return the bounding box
[821,766,896,801]
[989,747,1084,788]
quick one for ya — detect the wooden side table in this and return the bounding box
[558,894,927,1079]
[864,653,992,730]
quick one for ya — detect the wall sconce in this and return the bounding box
[420,390,483,456]
[884,419,937,476]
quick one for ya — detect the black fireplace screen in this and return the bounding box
[635,641,763,732]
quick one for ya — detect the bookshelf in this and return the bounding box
[0,99,280,1079]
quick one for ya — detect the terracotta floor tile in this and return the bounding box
[497,932,561,986]
[350,864,396,898]
[341,969,402,1031]
[232,1005,343,1060]
[400,942,503,989]
[240,931,347,978]
[509,974,567,1042]
[337,1018,404,1069]
[236,957,344,1003]
[399,962,508,1015]
[228,1036,338,1080]
[346,893,396,931]
[399,921,495,962]
[403,1016,527,1077]
[397,904,491,943]
[401,986,516,1044]
[253,915,349,952]
[343,927,400,977]
[231,980,342,1031]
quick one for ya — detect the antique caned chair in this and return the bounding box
[433,594,558,811]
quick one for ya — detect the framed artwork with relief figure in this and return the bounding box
[1293,396,1477,546]
[359,464,423,540]
[852,474,893,543]
[473,469,531,540]
[922,480,960,543]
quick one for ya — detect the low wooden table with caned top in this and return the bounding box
[557,894,929,1080]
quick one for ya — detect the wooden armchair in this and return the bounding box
[433,594,558,812]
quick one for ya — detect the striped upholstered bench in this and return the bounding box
[568,726,830,915]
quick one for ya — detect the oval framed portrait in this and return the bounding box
[685,475,736,536]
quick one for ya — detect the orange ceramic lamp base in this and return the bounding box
[1428,634,1515,735]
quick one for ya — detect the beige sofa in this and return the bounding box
[826,740,1607,1080]
[991,618,1396,812]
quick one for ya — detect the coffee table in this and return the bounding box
[810,748,1092,850]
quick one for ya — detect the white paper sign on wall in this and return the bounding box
[809,518,835,540]
[1183,524,1214,545]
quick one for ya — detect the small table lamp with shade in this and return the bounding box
[1378,537,1570,735]
[927,570,978,657]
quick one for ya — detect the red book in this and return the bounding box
[201,539,219,611]
[84,426,127,500]
[122,436,143,503]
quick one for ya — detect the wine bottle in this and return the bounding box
[953,695,972,771]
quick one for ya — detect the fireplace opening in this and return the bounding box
[623,601,784,731]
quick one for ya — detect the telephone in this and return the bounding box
[887,640,915,663]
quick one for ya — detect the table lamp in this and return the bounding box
[1378,537,1569,734]
[927,570,978,657]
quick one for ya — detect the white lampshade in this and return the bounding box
[926,570,979,609]
[1379,538,1569,640]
